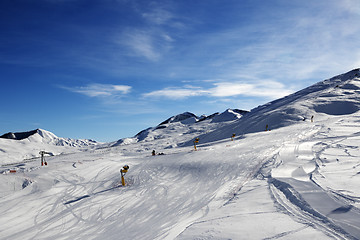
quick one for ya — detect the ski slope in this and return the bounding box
[1,69,360,239]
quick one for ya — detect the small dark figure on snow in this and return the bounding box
[152,150,156,156]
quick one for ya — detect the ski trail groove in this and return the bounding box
[270,125,360,239]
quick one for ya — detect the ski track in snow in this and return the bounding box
[177,116,360,239]
[0,129,293,240]
[269,117,360,240]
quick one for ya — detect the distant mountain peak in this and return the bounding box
[114,108,248,146]
[158,112,198,125]
[0,128,99,147]
[0,129,39,140]
[210,109,248,123]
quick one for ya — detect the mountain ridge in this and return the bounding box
[113,108,248,146]
[0,128,99,147]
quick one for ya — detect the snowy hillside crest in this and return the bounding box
[181,68,360,146]
[114,69,360,148]
[113,108,248,146]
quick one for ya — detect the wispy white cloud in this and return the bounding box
[210,81,292,99]
[143,87,208,99]
[143,80,293,100]
[338,0,360,14]
[61,83,131,98]
[165,1,360,89]
[115,2,181,62]
[252,3,360,79]
[117,23,177,62]
[119,29,161,61]
[141,7,174,25]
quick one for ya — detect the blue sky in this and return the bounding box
[1,0,360,142]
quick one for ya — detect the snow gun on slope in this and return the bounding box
[120,165,129,186]
[194,138,199,151]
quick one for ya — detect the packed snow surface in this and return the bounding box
[1,69,360,239]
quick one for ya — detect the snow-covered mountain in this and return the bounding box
[158,111,198,125]
[113,108,248,147]
[1,128,99,147]
[1,69,360,239]
[209,108,248,123]
[0,129,99,164]
[183,68,360,146]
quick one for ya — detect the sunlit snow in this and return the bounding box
[1,69,360,239]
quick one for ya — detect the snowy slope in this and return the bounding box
[1,69,360,239]
[178,68,360,239]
